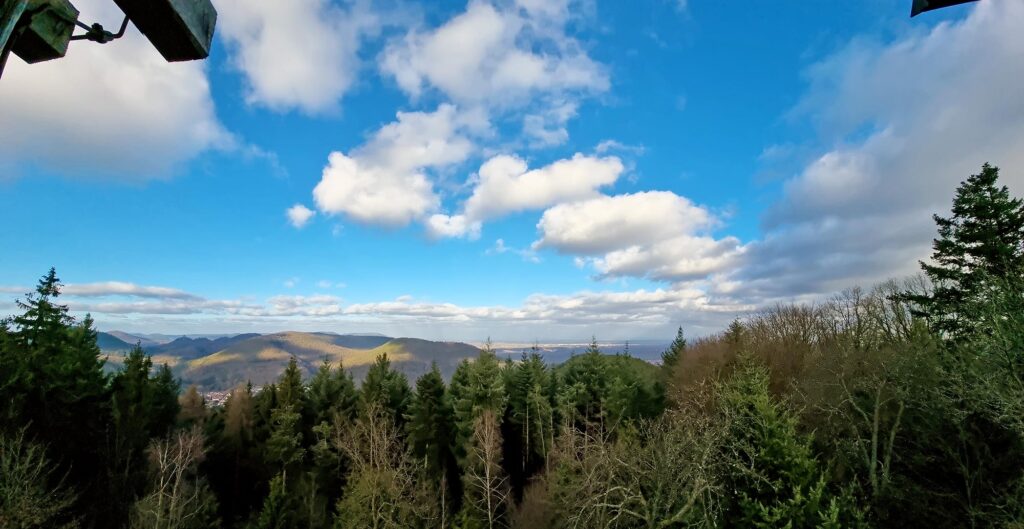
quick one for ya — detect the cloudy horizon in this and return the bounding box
[2,0,1021,341]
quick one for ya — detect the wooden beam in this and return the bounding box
[111,0,216,61]
[11,0,77,63]
[911,0,979,17]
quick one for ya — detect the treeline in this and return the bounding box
[1,163,1023,528]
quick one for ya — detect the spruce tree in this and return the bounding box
[408,363,456,475]
[720,359,854,528]
[266,404,305,486]
[359,353,411,422]
[253,382,279,445]
[1,269,111,525]
[724,319,746,351]
[276,356,305,410]
[558,338,609,429]
[148,363,182,438]
[911,163,1024,341]
[304,358,357,428]
[504,349,552,497]
[300,359,356,525]
[251,474,294,529]
[451,349,507,460]
[108,345,157,518]
[448,359,474,464]
[407,364,459,520]
[661,326,687,375]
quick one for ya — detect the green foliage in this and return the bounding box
[301,360,356,528]
[275,357,305,410]
[450,348,507,459]
[249,474,294,529]
[108,344,182,521]
[555,347,661,434]
[910,163,1024,342]
[252,382,278,444]
[718,359,860,528]
[305,359,357,428]
[503,349,554,498]
[555,340,609,428]
[407,364,458,505]
[265,404,305,482]
[0,269,112,525]
[661,326,686,375]
[360,354,411,422]
[9,163,1024,529]
[151,364,183,435]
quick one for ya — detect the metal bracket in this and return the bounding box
[70,14,127,43]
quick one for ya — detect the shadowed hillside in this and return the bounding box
[97,332,134,352]
[151,333,262,360]
[105,331,162,347]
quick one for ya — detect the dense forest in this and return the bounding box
[2,163,1023,528]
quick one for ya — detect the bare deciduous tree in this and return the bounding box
[463,409,511,529]
[0,429,78,529]
[131,427,219,529]
[334,403,439,528]
[542,416,721,529]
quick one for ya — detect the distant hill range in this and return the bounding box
[98,331,481,391]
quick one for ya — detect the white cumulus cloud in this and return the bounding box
[466,153,623,221]
[214,0,379,114]
[743,0,1024,300]
[312,104,473,226]
[429,152,624,238]
[0,0,228,178]
[535,191,745,282]
[426,214,482,240]
[379,1,607,108]
[286,204,316,228]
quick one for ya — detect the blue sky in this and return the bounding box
[1,0,1021,341]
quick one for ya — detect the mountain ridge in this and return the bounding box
[97,331,480,390]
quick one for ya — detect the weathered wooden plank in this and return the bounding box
[10,0,77,63]
[910,0,978,17]
[1,0,29,73]
[112,0,216,62]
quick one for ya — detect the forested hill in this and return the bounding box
[100,331,482,390]
[3,164,1024,529]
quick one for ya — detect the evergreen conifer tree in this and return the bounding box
[305,358,357,428]
[720,359,854,528]
[149,363,182,437]
[661,326,687,375]
[1,269,111,524]
[451,348,507,460]
[275,356,305,410]
[359,353,411,422]
[250,474,294,529]
[504,349,552,496]
[909,163,1024,341]
[407,363,459,521]
[266,404,305,486]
